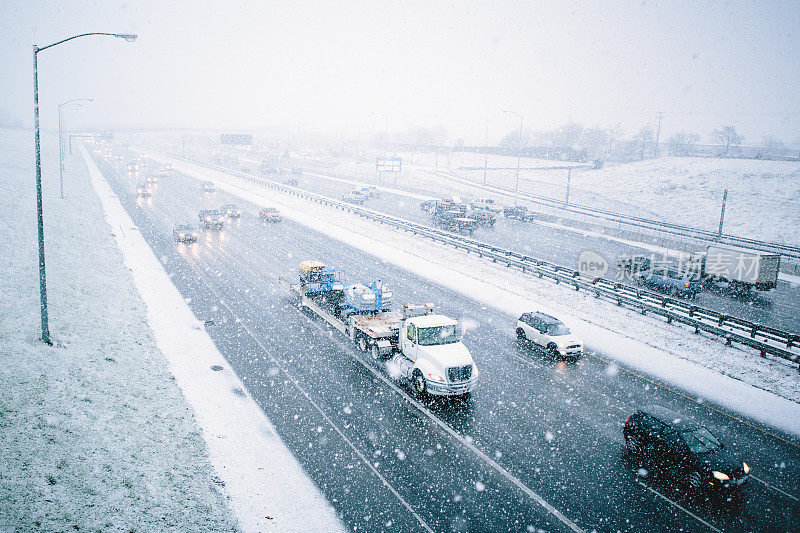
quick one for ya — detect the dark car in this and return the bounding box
[173,223,198,243]
[198,209,225,230]
[342,190,366,204]
[467,207,496,227]
[635,267,702,298]
[420,199,437,213]
[136,183,152,197]
[624,405,750,492]
[504,205,529,220]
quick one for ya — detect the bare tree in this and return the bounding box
[710,125,743,157]
[606,122,625,159]
[760,135,785,158]
[499,128,530,150]
[581,126,609,159]
[634,125,655,161]
[552,121,584,147]
[667,131,701,156]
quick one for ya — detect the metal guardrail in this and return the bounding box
[150,149,800,372]
[413,166,800,260]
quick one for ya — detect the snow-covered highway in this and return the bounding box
[89,147,800,532]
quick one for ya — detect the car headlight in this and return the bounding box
[205,217,211,221]
[178,233,185,238]
[712,471,730,481]
[743,462,750,474]
[427,373,445,383]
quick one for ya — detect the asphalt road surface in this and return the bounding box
[93,151,800,532]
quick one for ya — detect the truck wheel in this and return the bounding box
[516,328,526,341]
[412,370,427,396]
[371,344,380,361]
[358,336,368,352]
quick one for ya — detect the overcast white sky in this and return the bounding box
[1,0,799,144]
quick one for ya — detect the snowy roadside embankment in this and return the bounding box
[80,145,345,533]
[0,128,237,532]
[147,150,800,439]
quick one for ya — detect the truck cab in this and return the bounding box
[397,314,478,397]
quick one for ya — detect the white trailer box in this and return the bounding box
[704,245,780,290]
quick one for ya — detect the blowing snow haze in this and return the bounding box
[3,1,800,532]
[0,0,799,143]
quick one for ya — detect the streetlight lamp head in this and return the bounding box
[115,34,137,42]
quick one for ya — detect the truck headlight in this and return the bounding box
[712,471,729,481]
[427,373,445,383]
[743,462,750,474]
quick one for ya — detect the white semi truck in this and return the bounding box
[280,261,479,397]
[700,244,780,292]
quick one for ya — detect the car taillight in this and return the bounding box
[625,417,630,426]
[685,283,690,288]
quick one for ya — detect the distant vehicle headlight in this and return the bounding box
[743,462,750,474]
[178,233,185,238]
[712,471,730,481]
[427,373,445,383]
[205,217,211,221]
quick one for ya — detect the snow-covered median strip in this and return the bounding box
[82,146,345,532]
[146,151,800,439]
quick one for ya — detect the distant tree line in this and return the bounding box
[390,121,792,163]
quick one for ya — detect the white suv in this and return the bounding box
[516,312,583,360]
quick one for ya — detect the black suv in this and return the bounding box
[624,405,750,491]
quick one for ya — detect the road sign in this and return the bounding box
[377,156,401,172]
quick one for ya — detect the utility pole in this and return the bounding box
[717,188,728,239]
[482,121,489,184]
[654,111,663,156]
[503,110,523,206]
[565,167,572,205]
[58,105,64,199]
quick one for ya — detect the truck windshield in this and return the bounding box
[418,325,460,346]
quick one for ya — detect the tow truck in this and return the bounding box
[280,261,478,397]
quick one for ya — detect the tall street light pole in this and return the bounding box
[371,112,388,180]
[59,98,93,198]
[34,32,136,344]
[482,120,489,185]
[503,110,522,206]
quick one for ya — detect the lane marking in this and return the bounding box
[290,308,584,533]
[99,159,434,533]
[141,150,800,521]
[165,158,785,528]
[750,475,800,503]
[202,276,434,532]
[637,481,722,533]
[188,238,583,531]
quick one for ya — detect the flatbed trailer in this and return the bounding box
[280,277,413,358]
[280,265,479,397]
